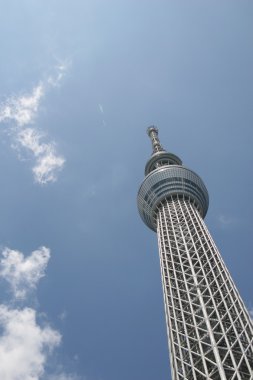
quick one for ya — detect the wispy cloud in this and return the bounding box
[218,214,237,227]
[0,84,44,127]
[59,310,67,322]
[47,59,71,88]
[0,246,79,380]
[0,62,69,184]
[16,128,65,184]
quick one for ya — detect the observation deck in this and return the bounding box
[137,127,209,231]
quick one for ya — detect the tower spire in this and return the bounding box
[147,126,165,154]
[145,127,182,175]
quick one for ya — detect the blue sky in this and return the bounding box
[0,1,252,379]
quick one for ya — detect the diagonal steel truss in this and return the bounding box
[156,195,253,380]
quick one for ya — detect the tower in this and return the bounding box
[137,127,253,380]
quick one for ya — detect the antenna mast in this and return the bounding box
[147,126,165,154]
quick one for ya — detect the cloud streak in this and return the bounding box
[98,104,104,114]
[98,103,106,126]
[0,62,68,184]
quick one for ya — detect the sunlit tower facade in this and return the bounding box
[137,127,253,380]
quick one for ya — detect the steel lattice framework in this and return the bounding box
[137,127,253,380]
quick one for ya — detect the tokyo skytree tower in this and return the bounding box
[137,127,253,380]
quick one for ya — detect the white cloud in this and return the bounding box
[33,150,65,184]
[17,128,65,184]
[0,246,80,379]
[0,84,44,127]
[16,128,46,156]
[0,62,68,184]
[0,246,50,299]
[0,60,69,128]
[0,305,61,380]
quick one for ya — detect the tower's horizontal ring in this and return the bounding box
[137,166,209,231]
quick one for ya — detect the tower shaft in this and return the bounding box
[138,127,253,379]
[157,195,253,379]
